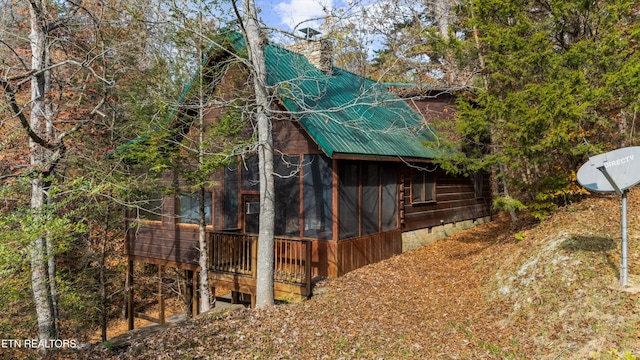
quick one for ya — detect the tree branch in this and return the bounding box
[0,78,53,150]
[0,39,30,70]
[10,59,114,88]
[0,165,29,181]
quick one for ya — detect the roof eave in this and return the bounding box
[331,153,438,162]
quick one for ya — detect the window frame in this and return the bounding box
[136,193,163,222]
[302,154,333,240]
[273,154,301,237]
[177,191,213,226]
[338,161,399,240]
[223,164,240,230]
[411,168,436,204]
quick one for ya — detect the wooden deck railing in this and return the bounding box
[208,231,312,286]
[209,232,256,276]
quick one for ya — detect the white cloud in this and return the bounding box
[274,0,333,31]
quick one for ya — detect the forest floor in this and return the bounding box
[69,190,640,359]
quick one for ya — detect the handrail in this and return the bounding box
[208,231,312,287]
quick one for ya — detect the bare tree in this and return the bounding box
[196,17,212,311]
[239,0,276,308]
[0,0,145,344]
[26,0,68,342]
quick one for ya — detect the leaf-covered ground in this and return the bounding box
[74,191,640,359]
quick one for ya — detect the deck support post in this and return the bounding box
[305,242,312,296]
[251,239,258,278]
[185,270,193,318]
[192,270,199,317]
[127,259,134,331]
[212,286,216,308]
[158,266,165,325]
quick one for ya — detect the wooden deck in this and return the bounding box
[208,231,313,306]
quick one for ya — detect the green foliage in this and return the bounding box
[114,29,249,192]
[606,350,638,360]
[1,0,242,343]
[170,104,248,191]
[211,100,246,138]
[492,196,526,214]
[0,170,133,339]
[0,177,98,337]
[453,322,524,359]
[428,0,640,219]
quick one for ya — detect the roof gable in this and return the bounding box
[112,31,443,161]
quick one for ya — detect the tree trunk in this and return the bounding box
[28,0,56,343]
[43,15,59,336]
[434,0,450,41]
[46,192,59,336]
[30,180,55,343]
[46,224,59,336]
[198,186,211,312]
[100,199,110,341]
[434,0,453,84]
[197,31,211,312]
[242,0,275,308]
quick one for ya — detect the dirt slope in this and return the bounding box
[77,191,640,359]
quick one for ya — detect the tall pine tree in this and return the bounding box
[440,0,640,219]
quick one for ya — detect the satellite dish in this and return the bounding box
[577,146,640,288]
[299,28,321,39]
[577,146,640,193]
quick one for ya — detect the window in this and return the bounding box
[274,155,300,236]
[244,196,260,233]
[178,191,212,225]
[224,164,239,229]
[338,161,398,240]
[338,163,359,240]
[138,193,163,221]
[412,168,436,203]
[362,164,379,235]
[303,155,333,240]
[241,156,260,191]
[381,168,398,231]
[235,154,335,238]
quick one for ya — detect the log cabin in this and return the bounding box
[122,30,491,327]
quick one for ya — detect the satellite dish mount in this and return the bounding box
[578,146,640,287]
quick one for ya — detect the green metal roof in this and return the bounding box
[111,31,443,161]
[262,44,441,159]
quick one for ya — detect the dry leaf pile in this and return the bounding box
[76,191,640,359]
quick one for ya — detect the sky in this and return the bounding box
[252,0,413,58]
[256,0,336,33]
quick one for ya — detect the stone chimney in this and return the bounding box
[287,28,333,74]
